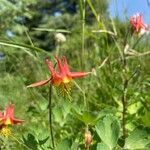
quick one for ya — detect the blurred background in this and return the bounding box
[0,0,150,149]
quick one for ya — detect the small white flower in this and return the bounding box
[55,33,66,43]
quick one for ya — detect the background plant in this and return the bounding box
[0,0,150,149]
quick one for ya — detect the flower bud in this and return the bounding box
[84,130,92,148]
[55,33,66,43]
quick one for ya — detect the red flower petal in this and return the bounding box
[45,58,57,76]
[27,78,51,88]
[3,104,24,125]
[55,57,65,75]
[13,118,24,125]
[4,104,14,119]
[69,72,90,78]
[63,56,70,73]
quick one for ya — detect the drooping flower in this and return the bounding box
[130,13,149,35]
[0,104,23,137]
[27,56,90,95]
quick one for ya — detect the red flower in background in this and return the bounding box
[0,104,23,136]
[130,13,149,34]
[0,104,23,126]
[27,56,90,94]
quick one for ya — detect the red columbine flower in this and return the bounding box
[130,13,149,34]
[0,104,23,126]
[27,56,90,95]
[0,104,23,136]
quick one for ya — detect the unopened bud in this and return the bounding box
[84,130,92,148]
[55,33,66,43]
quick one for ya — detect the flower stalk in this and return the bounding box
[121,29,130,141]
[81,0,86,69]
[48,84,55,149]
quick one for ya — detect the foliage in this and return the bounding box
[0,0,150,149]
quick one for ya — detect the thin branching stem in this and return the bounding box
[49,84,55,149]
[121,30,146,142]
[73,80,87,109]
[121,62,128,140]
[121,28,130,141]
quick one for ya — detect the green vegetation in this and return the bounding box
[0,0,150,149]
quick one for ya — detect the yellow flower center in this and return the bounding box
[0,126,11,137]
[62,76,71,84]
[5,118,12,125]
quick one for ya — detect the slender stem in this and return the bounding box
[49,84,55,149]
[132,33,145,49]
[73,81,87,109]
[121,30,145,141]
[56,43,60,57]
[81,0,86,69]
[121,73,128,140]
[121,28,130,141]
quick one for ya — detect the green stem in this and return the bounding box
[49,84,55,149]
[121,29,129,141]
[121,71,128,140]
[132,33,145,49]
[73,81,87,109]
[56,43,60,57]
[81,0,86,69]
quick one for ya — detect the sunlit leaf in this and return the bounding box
[72,109,99,125]
[141,110,150,127]
[95,115,120,149]
[124,127,150,149]
[0,40,48,54]
[33,28,71,33]
[57,138,72,150]
[97,142,110,150]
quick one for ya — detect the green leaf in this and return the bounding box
[33,28,71,33]
[0,40,48,54]
[87,0,98,21]
[124,127,150,149]
[95,115,120,149]
[97,143,110,150]
[53,106,64,125]
[22,133,38,150]
[71,142,79,150]
[79,0,83,19]
[72,109,99,125]
[128,101,142,115]
[141,110,150,127]
[57,138,72,150]
[86,0,105,28]
[39,136,49,145]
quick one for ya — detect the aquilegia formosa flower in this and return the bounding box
[27,56,90,95]
[0,104,23,137]
[130,13,149,35]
